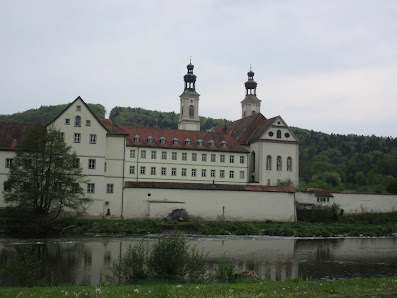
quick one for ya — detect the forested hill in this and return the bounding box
[0,103,106,123]
[109,106,228,131]
[1,103,396,193]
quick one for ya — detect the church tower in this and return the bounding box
[241,66,261,118]
[178,59,200,131]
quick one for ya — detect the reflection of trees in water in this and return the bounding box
[0,242,93,285]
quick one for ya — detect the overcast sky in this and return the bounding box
[1,1,396,137]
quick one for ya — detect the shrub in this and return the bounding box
[147,235,207,281]
[109,241,146,284]
[213,255,237,283]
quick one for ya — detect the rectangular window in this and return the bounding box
[202,154,207,162]
[88,159,96,169]
[229,170,234,178]
[130,149,135,158]
[85,120,91,126]
[182,153,187,161]
[74,133,81,143]
[129,166,135,174]
[65,118,70,125]
[71,183,79,193]
[181,168,187,176]
[191,169,196,177]
[106,184,114,193]
[211,154,216,162]
[59,132,64,140]
[171,168,176,176]
[87,183,95,193]
[104,162,107,172]
[140,166,146,175]
[192,153,197,161]
[172,152,177,160]
[220,155,225,163]
[210,170,215,177]
[5,158,13,168]
[90,134,97,144]
[74,158,80,168]
[240,156,245,164]
[161,167,166,176]
[141,150,146,159]
[201,169,206,177]
[151,151,157,159]
[4,181,12,192]
[240,171,244,179]
[151,167,156,175]
[229,155,234,163]
[76,105,81,111]
[162,151,167,160]
[220,170,225,178]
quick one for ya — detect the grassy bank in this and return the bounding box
[0,277,396,297]
[65,211,397,237]
[1,210,397,237]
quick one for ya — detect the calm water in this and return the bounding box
[0,236,396,285]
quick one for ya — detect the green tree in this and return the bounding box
[3,123,91,222]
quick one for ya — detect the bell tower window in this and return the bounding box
[189,105,194,117]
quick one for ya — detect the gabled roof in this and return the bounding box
[212,113,299,145]
[120,126,249,153]
[125,181,296,193]
[0,121,36,150]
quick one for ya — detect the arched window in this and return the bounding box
[277,130,281,139]
[287,157,292,171]
[277,156,282,171]
[266,155,272,170]
[251,111,256,115]
[189,105,194,117]
[251,151,255,172]
[75,116,81,126]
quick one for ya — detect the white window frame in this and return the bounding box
[220,170,225,178]
[171,168,176,176]
[87,183,95,193]
[74,133,81,143]
[89,134,97,144]
[240,156,245,164]
[172,152,177,160]
[140,166,146,175]
[229,170,234,178]
[211,154,216,162]
[141,150,146,159]
[129,166,135,174]
[162,151,167,160]
[106,184,114,193]
[229,155,234,163]
[201,169,206,177]
[88,159,96,169]
[130,149,135,158]
[182,153,187,161]
[5,158,13,168]
[192,153,197,161]
[202,154,207,162]
[151,151,157,159]
[151,167,156,175]
[181,168,187,176]
[210,169,215,177]
[191,168,196,177]
[161,167,166,176]
[220,155,225,163]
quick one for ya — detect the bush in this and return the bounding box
[109,241,146,284]
[213,255,237,283]
[147,235,207,281]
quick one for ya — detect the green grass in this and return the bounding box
[0,277,396,297]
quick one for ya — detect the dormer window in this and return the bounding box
[159,137,166,144]
[147,136,153,143]
[75,116,81,127]
[172,137,178,144]
[134,135,140,142]
[185,138,191,145]
[209,140,215,147]
[197,139,203,146]
[221,140,227,147]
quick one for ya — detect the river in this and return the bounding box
[0,236,396,285]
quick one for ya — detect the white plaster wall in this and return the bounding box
[256,141,299,187]
[332,192,397,214]
[123,188,296,222]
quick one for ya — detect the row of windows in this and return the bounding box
[129,149,245,164]
[268,130,290,139]
[59,132,97,144]
[133,135,227,147]
[250,153,293,172]
[65,115,91,127]
[129,165,244,179]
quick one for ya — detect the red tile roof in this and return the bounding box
[307,188,334,197]
[98,118,128,135]
[0,121,36,150]
[212,113,299,145]
[125,181,295,193]
[120,126,249,153]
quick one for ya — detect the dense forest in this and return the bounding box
[109,106,228,131]
[0,103,106,123]
[1,103,396,193]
